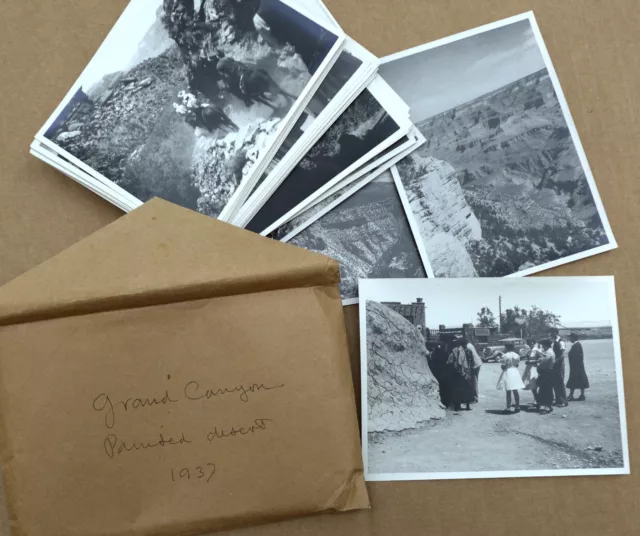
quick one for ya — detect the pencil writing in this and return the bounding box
[93,391,179,429]
[92,381,284,428]
[184,381,285,403]
[104,432,191,459]
[206,418,273,441]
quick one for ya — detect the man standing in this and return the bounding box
[549,327,568,407]
[463,337,483,403]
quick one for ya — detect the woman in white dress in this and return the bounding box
[497,342,525,414]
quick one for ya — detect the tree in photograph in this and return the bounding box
[501,306,528,335]
[501,305,561,340]
[526,306,561,339]
[476,307,497,328]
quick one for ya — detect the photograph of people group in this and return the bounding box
[362,277,628,480]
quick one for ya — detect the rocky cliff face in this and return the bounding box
[366,301,445,433]
[396,154,479,277]
[51,46,187,179]
[406,68,609,276]
[47,0,311,216]
[288,177,425,300]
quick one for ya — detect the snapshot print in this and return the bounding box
[40,0,342,217]
[273,134,419,240]
[243,84,404,234]
[220,43,367,220]
[284,171,427,303]
[361,277,628,480]
[381,13,616,277]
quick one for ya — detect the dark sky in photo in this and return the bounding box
[380,19,546,123]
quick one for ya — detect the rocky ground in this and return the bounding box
[288,179,425,301]
[368,339,625,474]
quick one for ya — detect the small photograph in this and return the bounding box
[284,170,427,304]
[381,13,616,277]
[360,277,628,481]
[242,79,410,234]
[219,41,373,220]
[38,0,343,217]
[255,46,366,183]
[274,134,420,240]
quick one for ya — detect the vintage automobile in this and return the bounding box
[482,338,530,362]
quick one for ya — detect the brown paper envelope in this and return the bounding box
[0,199,369,536]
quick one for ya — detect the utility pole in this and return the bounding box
[499,295,503,334]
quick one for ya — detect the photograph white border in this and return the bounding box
[30,143,131,212]
[285,129,418,223]
[384,11,617,279]
[359,276,630,481]
[34,0,346,216]
[282,132,430,306]
[219,37,379,222]
[256,123,409,236]
[234,75,413,232]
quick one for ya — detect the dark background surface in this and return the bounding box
[1,1,639,534]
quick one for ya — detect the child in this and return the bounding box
[497,342,525,413]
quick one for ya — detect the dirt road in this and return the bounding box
[368,340,625,475]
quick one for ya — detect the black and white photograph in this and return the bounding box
[240,78,412,234]
[360,277,629,481]
[219,39,379,221]
[381,12,616,278]
[36,0,345,218]
[274,133,421,239]
[283,169,428,304]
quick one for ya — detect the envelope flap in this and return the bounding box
[0,199,339,325]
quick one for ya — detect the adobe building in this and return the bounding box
[382,298,426,332]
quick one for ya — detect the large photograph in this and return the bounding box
[360,277,628,481]
[38,0,343,217]
[381,13,616,277]
[284,170,427,304]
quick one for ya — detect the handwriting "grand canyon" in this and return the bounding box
[92,381,284,429]
[93,391,179,429]
[183,381,284,403]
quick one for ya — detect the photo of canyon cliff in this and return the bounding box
[286,171,426,302]
[382,16,615,277]
[43,0,342,217]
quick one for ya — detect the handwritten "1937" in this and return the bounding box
[171,463,216,483]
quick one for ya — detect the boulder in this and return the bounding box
[366,300,445,433]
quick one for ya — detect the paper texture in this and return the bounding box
[0,199,368,536]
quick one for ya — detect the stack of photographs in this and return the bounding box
[32,6,617,305]
[262,12,617,304]
[31,0,379,218]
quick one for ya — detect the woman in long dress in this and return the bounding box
[497,342,525,414]
[534,339,555,414]
[446,338,474,413]
[567,332,590,401]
